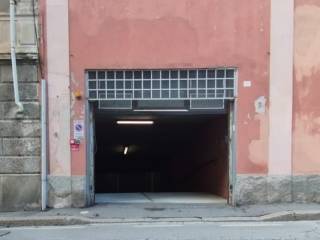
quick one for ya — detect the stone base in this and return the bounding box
[235,174,320,205]
[48,175,86,208]
[0,174,40,211]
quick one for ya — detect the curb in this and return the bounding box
[261,210,320,222]
[1,211,320,227]
[0,216,91,227]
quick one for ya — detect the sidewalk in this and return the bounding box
[1,203,320,227]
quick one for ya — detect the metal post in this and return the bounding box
[41,79,47,210]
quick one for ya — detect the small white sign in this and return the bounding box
[74,120,84,139]
[243,81,252,88]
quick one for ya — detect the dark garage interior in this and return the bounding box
[94,112,229,200]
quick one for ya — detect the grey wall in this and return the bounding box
[0,62,41,211]
[0,0,38,57]
[0,0,40,212]
[235,175,320,205]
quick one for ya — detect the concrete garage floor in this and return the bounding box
[95,193,226,204]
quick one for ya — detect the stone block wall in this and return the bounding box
[47,176,87,209]
[0,0,38,56]
[0,62,41,211]
[235,175,320,205]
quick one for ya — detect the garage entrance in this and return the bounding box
[86,69,236,205]
[94,112,229,203]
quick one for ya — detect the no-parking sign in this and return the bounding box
[73,120,84,139]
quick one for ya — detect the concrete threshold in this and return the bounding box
[1,210,320,227]
[95,193,226,204]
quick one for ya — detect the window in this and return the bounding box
[87,68,236,101]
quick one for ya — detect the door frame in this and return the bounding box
[86,103,237,206]
[86,100,95,205]
[228,100,237,206]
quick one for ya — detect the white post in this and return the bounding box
[41,79,47,211]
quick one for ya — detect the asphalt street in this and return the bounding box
[1,221,320,240]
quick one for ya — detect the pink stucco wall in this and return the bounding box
[68,0,271,175]
[293,0,320,174]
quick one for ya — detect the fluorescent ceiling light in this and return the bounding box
[124,146,128,155]
[133,109,189,112]
[116,120,154,125]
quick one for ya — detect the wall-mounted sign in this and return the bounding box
[73,120,84,139]
[243,80,252,88]
[71,142,80,151]
[70,139,80,151]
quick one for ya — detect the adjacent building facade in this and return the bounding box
[0,0,320,211]
[0,0,40,211]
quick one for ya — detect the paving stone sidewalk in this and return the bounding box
[1,203,320,227]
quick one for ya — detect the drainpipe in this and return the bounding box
[41,79,47,210]
[10,0,23,112]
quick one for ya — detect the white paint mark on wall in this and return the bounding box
[243,81,252,88]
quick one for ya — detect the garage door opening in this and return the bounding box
[86,68,236,205]
[93,111,230,204]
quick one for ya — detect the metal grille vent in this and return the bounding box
[87,69,236,110]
